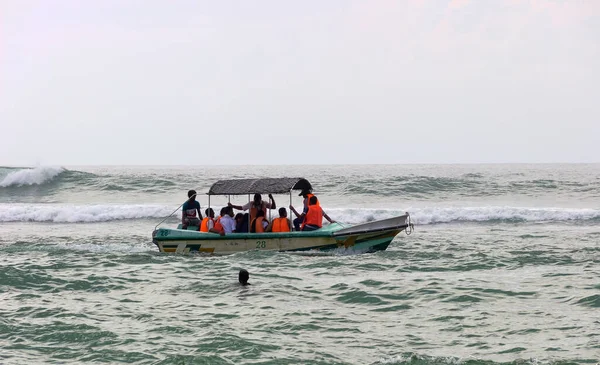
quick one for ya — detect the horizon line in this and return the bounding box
[2,162,600,169]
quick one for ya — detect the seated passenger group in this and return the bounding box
[185,190,335,234]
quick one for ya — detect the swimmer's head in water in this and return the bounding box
[239,269,249,285]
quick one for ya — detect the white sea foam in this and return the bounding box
[1,204,599,224]
[0,166,65,187]
[0,204,173,223]
[329,206,600,225]
[53,242,156,254]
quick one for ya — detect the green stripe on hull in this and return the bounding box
[326,236,393,253]
[283,243,340,252]
[162,244,201,252]
[282,236,394,253]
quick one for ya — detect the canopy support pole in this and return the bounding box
[208,195,211,219]
[247,194,251,233]
[289,190,293,231]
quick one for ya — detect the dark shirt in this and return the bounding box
[236,217,249,233]
[182,201,201,218]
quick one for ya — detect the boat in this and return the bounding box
[152,177,413,255]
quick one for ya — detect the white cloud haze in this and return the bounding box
[1,0,599,165]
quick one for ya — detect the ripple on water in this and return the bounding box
[575,294,600,308]
[335,289,390,306]
[442,294,484,303]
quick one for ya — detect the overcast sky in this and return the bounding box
[1,0,599,165]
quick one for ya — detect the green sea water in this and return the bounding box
[0,165,599,364]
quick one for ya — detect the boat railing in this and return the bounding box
[154,194,197,231]
[405,213,414,235]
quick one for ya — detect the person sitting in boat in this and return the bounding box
[201,208,224,235]
[211,207,224,235]
[290,196,335,231]
[266,207,291,232]
[219,206,237,234]
[200,208,215,232]
[214,206,225,222]
[234,213,249,233]
[292,189,320,231]
[250,209,269,233]
[182,190,203,229]
[229,193,276,222]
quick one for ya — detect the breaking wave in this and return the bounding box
[0,167,66,187]
[331,207,600,225]
[2,166,599,204]
[1,204,599,224]
[0,204,172,223]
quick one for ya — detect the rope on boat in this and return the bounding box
[154,194,197,231]
[405,212,414,235]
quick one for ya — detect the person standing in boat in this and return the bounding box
[229,193,276,222]
[290,196,335,231]
[182,190,203,229]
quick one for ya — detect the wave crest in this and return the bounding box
[0,167,66,188]
[331,206,600,225]
[1,204,599,224]
[0,204,172,223]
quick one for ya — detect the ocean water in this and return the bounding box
[0,164,598,365]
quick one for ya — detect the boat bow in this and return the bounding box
[332,214,412,237]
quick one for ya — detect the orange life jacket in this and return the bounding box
[249,202,267,222]
[272,217,290,232]
[304,193,320,209]
[200,217,214,232]
[214,217,224,233]
[251,217,266,233]
[302,205,323,229]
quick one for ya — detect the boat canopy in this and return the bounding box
[208,178,312,196]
